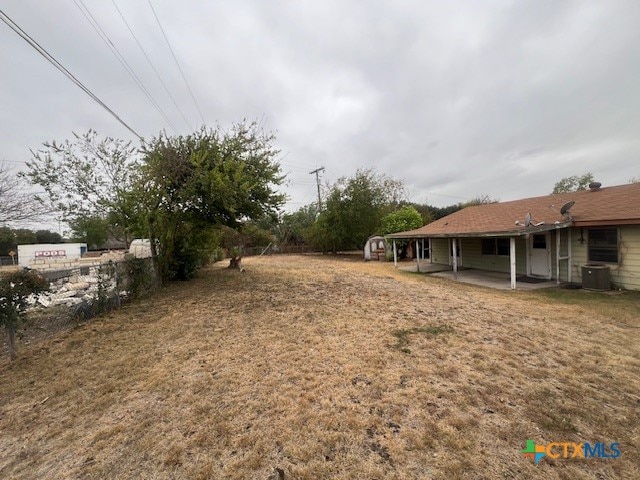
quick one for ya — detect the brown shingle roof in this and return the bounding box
[389,183,640,238]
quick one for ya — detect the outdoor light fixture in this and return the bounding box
[579,228,586,245]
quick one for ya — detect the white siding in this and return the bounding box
[430,239,450,265]
[569,225,640,291]
[459,238,527,275]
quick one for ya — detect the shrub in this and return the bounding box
[0,270,49,359]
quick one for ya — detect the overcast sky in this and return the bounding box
[1,0,639,213]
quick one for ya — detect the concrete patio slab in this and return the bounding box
[397,261,562,290]
[430,269,559,290]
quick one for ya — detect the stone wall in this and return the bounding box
[27,262,127,310]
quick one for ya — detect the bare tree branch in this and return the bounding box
[0,162,51,226]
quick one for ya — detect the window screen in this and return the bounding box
[481,238,510,256]
[481,239,495,255]
[588,228,618,263]
[496,238,510,256]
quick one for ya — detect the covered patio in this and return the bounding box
[431,268,559,290]
[397,263,560,290]
[385,182,640,291]
[388,222,573,290]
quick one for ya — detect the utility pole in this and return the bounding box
[309,166,325,210]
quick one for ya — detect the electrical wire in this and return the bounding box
[148,0,206,127]
[0,159,27,165]
[111,0,193,132]
[73,0,178,134]
[0,8,142,139]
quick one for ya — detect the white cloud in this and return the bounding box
[1,0,639,212]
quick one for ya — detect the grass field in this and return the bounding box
[1,255,639,479]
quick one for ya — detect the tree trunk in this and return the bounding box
[147,224,162,286]
[228,256,242,269]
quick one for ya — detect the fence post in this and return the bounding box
[114,261,122,308]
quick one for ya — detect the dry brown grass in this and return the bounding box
[1,255,639,479]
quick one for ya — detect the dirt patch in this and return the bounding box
[0,255,638,479]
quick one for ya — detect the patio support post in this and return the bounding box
[452,238,458,279]
[415,239,420,272]
[429,239,432,264]
[556,230,561,285]
[393,239,397,267]
[567,229,572,283]
[510,237,516,290]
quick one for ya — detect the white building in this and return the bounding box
[18,243,88,264]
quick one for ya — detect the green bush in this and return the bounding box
[211,246,225,263]
[0,270,49,359]
[123,257,155,299]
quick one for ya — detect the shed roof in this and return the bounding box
[388,182,640,238]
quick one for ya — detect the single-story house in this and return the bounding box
[387,182,640,290]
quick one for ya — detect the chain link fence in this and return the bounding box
[2,247,323,358]
[1,257,157,359]
[0,256,18,267]
[242,244,316,257]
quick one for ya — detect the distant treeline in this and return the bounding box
[0,227,63,256]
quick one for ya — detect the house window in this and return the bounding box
[481,239,495,255]
[588,228,618,263]
[481,238,511,256]
[496,238,510,256]
[532,234,547,249]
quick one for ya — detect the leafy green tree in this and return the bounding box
[309,169,405,252]
[461,194,499,207]
[307,204,343,253]
[0,227,16,256]
[24,130,140,246]
[0,270,49,360]
[23,123,285,280]
[408,195,497,224]
[380,206,423,235]
[0,228,62,256]
[35,230,63,244]
[552,173,594,193]
[276,204,318,245]
[406,203,435,225]
[240,223,275,248]
[13,229,37,246]
[68,215,110,249]
[140,122,285,279]
[428,203,464,220]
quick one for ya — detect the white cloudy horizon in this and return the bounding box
[2,0,639,215]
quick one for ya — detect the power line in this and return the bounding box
[0,159,27,165]
[148,0,206,127]
[73,0,178,134]
[0,8,141,138]
[111,0,193,132]
[409,188,471,201]
[280,161,318,170]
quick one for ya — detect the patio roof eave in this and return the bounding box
[386,222,572,240]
